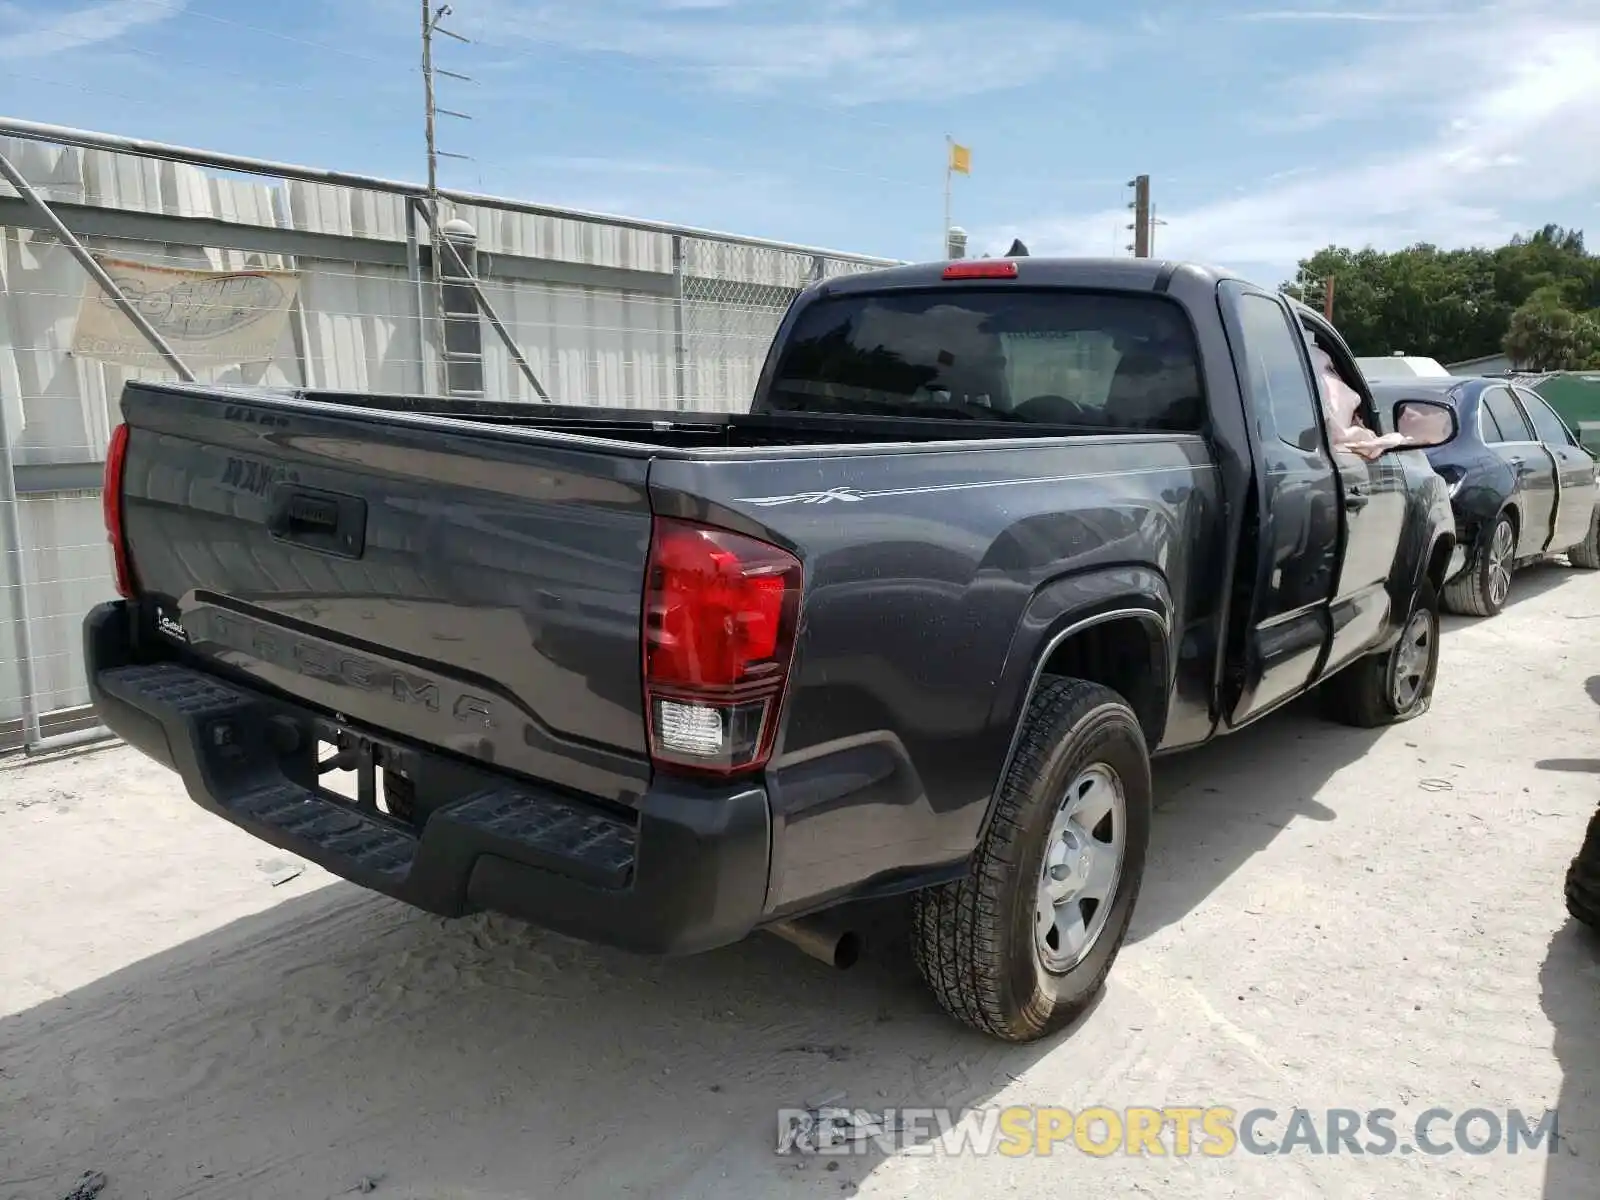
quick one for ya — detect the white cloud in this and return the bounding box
[1232,9,1452,21]
[981,3,1600,281]
[0,0,184,59]
[466,0,1118,104]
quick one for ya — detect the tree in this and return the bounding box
[1279,226,1599,364]
[1502,295,1600,371]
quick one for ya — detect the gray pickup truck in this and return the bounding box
[85,256,1460,1042]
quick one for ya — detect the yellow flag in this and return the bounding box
[949,142,971,175]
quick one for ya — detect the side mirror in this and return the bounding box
[1389,398,1458,450]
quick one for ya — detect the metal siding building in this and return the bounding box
[0,125,899,750]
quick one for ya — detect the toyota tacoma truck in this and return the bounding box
[84,257,1461,1043]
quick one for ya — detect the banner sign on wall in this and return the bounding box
[71,256,301,369]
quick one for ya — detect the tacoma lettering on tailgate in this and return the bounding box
[189,607,497,729]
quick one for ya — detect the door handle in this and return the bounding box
[1344,489,1369,511]
[1508,456,1525,467]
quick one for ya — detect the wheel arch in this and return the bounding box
[1034,609,1171,746]
[976,594,1171,847]
[1498,500,1521,543]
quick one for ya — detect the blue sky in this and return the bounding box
[1,0,1597,283]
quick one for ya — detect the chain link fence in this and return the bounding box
[678,236,886,411]
[0,123,901,753]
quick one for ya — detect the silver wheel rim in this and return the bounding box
[1487,520,1514,607]
[1391,608,1434,711]
[1035,763,1126,974]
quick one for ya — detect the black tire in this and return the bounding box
[1566,806,1600,931]
[1325,580,1441,728]
[911,677,1151,1042]
[1443,513,1515,617]
[1567,507,1600,570]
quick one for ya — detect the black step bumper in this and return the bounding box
[84,601,772,956]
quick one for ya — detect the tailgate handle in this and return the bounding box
[286,494,338,531]
[267,485,367,558]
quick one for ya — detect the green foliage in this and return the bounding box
[1280,225,1600,367]
[1503,302,1600,371]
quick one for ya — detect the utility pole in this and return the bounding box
[421,3,473,225]
[1126,175,1151,258]
[1323,275,1336,321]
[422,0,437,216]
[420,3,475,393]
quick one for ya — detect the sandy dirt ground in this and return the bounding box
[3,563,1599,1200]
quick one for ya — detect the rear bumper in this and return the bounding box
[84,600,772,956]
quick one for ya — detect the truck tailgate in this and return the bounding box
[117,383,654,806]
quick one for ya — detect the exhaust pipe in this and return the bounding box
[766,914,862,970]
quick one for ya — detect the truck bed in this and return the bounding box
[252,386,1134,450]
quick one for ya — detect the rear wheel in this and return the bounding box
[1567,507,1600,570]
[1443,514,1515,617]
[1325,581,1440,728]
[911,677,1151,1043]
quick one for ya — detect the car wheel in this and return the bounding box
[911,677,1151,1043]
[1566,805,1600,931]
[1443,513,1515,617]
[1567,507,1600,570]
[1325,580,1441,728]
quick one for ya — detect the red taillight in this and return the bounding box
[943,260,1018,280]
[642,516,802,777]
[102,421,136,599]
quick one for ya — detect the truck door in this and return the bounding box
[1302,316,1410,677]
[1219,283,1341,727]
[1481,384,1557,554]
[1514,385,1597,552]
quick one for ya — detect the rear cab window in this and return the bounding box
[760,288,1205,432]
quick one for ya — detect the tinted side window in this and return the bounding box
[1482,386,1532,441]
[1238,294,1322,452]
[1517,389,1577,446]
